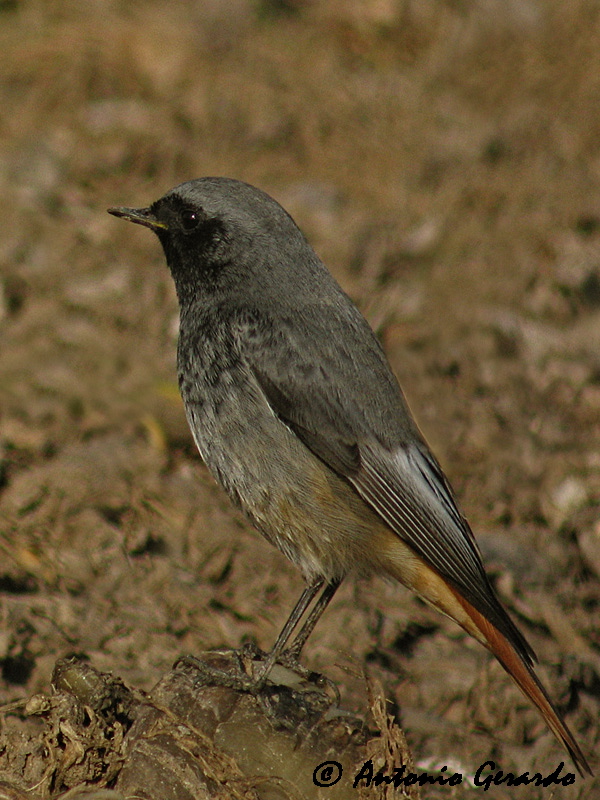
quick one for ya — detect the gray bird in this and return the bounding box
[108,178,590,775]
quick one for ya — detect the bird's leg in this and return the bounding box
[258,578,343,705]
[177,579,326,692]
[260,579,345,729]
[251,578,325,684]
[278,578,342,665]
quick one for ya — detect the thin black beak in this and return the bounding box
[107,206,168,232]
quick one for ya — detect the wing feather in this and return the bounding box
[241,306,534,664]
[354,441,535,664]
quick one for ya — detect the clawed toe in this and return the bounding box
[175,652,261,693]
[174,648,339,705]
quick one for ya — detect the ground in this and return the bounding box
[0,1,599,798]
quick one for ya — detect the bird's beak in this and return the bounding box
[107,206,168,232]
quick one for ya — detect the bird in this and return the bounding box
[108,177,591,775]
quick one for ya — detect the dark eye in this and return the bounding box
[181,208,200,231]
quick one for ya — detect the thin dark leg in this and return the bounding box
[178,577,340,692]
[254,578,324,682]
[284,578,342,661]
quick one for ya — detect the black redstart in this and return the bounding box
[108,178,590,775]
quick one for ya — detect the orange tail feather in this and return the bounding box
[452,590,592,777]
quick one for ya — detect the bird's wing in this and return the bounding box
[241,307,535,663]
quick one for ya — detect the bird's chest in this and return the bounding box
[175,330,388,582]
[177,338,305,520]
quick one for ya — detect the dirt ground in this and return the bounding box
[1,1,600,797]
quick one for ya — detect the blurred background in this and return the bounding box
[1,0,599,794]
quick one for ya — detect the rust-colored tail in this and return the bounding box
[452,590,592,777]
[381,543,592,776]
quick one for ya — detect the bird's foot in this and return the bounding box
[175,644,267,693]
[275,646,341,705]
[175,644,338,704]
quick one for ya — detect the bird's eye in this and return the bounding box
[181,209,200,231]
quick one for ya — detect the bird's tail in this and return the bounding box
[450,587,592,777]
[382,550,592,776]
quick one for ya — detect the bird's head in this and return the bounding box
[108,178,313,305]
